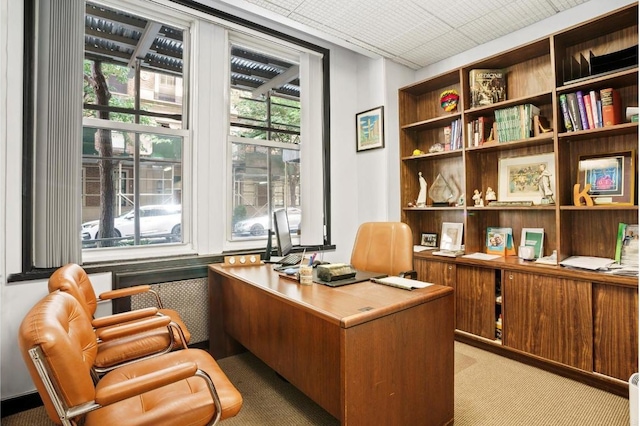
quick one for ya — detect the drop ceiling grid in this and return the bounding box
[402,30,478,67]
[457,0,558,45]
[412,0,514,27]
[239,0,597,70]
[378,14,454,59]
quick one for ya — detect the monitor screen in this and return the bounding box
[273,208,293,257]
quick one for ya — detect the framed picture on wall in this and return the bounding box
[356,106,385,152]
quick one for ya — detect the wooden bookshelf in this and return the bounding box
[399,3,638,396]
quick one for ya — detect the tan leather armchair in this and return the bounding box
[19,291,242,426]
[350,221,417,278]
[48,263,191,374]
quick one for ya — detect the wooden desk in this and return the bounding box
[209,264,454,426]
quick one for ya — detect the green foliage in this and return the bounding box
[233,205,247,224]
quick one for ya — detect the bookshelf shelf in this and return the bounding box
[400,3,638,396]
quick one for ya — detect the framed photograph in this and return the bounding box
[577,150,635,205]
[356,106,385,152]
[498,153,555,205]
[520,228,545,258]
[440,222,463,250]
[420,232,438,248]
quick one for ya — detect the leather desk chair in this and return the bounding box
[19,291,242,426]
[48,263,191,374]
[350,221,417,278]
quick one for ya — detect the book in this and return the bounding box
[371,276,432,290]
[566,92,582,131]
[589,90,601,128]
[600,88,622,126]
[615,223,639,268]
[558,94,573,132]
[575,90,589,130]
[582,93,595,129]
[469,69,506,108]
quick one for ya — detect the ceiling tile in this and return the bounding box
[231,0,595,69]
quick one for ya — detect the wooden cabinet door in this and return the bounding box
[593,283,638,381]
[503,271,592,370]
[455,265,495,339]
[414,258,455,288]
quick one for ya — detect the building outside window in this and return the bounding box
[81,2,187,249]
[229,41,303,243]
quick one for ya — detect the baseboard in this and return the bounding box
[1,392,43,418]
[1,340,210,418]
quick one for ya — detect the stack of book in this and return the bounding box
[467,116,494,147]
[444,118,463,151]
[558,88,622,132]
[493,104,540,143]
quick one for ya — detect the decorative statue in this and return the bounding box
[472,189,483,207]
[486,187,496,201]
[536,164,554,204]
[417,172,427,207]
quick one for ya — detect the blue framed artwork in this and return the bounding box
[356,106,384,152]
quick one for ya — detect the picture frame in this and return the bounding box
[520,228,545,258]
[498,153,555,205]
[356,106,385,152]
[420,232,438,248]
[440,222,463,250]
[577,150,635,205]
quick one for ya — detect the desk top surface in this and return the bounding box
[209,263,453,328]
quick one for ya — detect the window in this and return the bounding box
[26,0,328,269]
[228,39,304,245]
[81,2,187,249]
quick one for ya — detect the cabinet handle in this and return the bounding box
[448,266,452,270]
[508,274,513,280]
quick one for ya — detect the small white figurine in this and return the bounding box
[536,164,554,204]
[417,172,427,207]
[486,187,496,202]
[472,189,484,207]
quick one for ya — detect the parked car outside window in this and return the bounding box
[81,204,181,245]
[233,207,301,237]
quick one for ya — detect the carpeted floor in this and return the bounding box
[2,341,630,425]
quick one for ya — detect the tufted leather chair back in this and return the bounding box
[18,291,99,425]
[48,263,98,320]
[350,222,414,276]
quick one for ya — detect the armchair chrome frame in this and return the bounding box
[27,345,224,426]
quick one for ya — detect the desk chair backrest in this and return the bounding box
[18,291,98,425]
[48,263,98,319]
[350,222,414,276]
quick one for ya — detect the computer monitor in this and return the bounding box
[273,208,293,257]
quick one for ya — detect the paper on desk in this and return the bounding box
[413,245,437,252]
[371,276,432,290]
[559,256,615,271]
[462,252,502,260]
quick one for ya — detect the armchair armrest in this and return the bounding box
[95,362,198,406]
[96,315,172,342]
[98,285,152,300]
[399,270,418,279]
[99,285,164,309]
[92,307,159,329]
